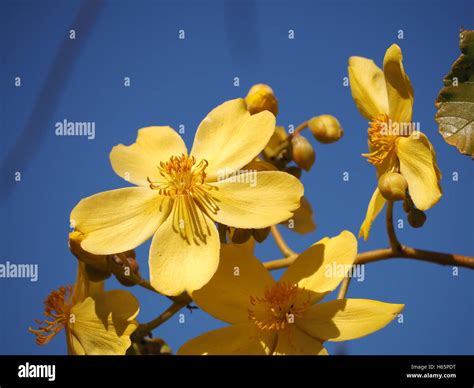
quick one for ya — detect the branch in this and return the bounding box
[131,297,191,341]
[271,225,297,257]
[264,246,474,271]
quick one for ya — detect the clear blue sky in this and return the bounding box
[1,0,473,355]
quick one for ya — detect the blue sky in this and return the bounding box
[0,0,473,355]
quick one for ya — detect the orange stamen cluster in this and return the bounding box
[362,114,396,165]
[148,154,208,197]
[148,154,219,245]
[249,282,311,331]
[29,285,73,346]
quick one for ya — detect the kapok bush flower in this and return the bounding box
[70,99,304,296]
[348,44,442,240]
[30,264,139,355]
[178,231,403,355]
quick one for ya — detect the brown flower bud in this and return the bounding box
[307,115,344,144]
[378,172,408,201]
[245,83,278,116]
[109,251,139,287]
[407,209,427,228]
[403,194,415,213]
[284,166,302,179]
[252,227,271,243]
[231,228,253,244]
[291,135,315,171]
[69,231,110,276]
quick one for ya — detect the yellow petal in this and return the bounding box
[273,326,328,355]
[396,133,442,211]
[177,324,276,355]
[149,199,220,296]
[296,298,404,342]
[207,171,304,229]
[280,231,357,303]
[359,187,386,241]
[69,290,139,355]
[383,44,414,123]
[110,126,188,186]
[348,56,389,120]
[73,262,104,304]
[281,196,316,234]
[192,242,275,324]
[71,187,171,255]
[190,99,276,180]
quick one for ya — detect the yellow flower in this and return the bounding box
[348,44,442,240]
[178,231,403,355]
[30,264,139,355]
[70,99,303,296]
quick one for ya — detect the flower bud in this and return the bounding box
[231,228,252,244]
[307,115,344,144]
[252,227,271,243]
[407,209,427,228]
[69,231,109,271]
[291,135,315,171]
[245,83,278,116]
[138,337,172,355]
[109,251,140,287]
[403,194,414,213]
[377,172,408,201]
[284,166,302,179]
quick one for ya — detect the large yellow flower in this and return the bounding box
[348,44,442,240]
[178,231,403,355]
[70,99,303,296]
[30,264,139,355]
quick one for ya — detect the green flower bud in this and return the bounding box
[378,172,408,201]
[291,135,315,171]
[407,209,427,228]
[307,115,344,144]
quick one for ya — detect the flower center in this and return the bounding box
[363,114,398,166]
[148,154,208,197]
[30,285,73,346]
[248,282,311,332]
[148,154,219,244]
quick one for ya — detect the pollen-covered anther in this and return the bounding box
[29,285,73,346]
[248,282,310,332]
[148,154,219,244]
[147,154,210,197]
[362,114,397,166]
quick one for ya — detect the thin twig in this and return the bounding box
[271,225,297,257]
[337,277,351,299]
[292,121,308,136]
[131,298,191,341]
[386,201,401,253]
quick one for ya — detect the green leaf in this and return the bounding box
[435,29,474,158]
